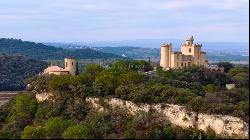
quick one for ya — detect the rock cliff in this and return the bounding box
[36,94,249,138]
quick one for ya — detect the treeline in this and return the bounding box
[0,38,122,60]
[0,53,48,91]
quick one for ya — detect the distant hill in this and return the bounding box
[0,38,122,60]
[44,39,249,60]
[0,53,48,91]
[60,39,249,52]
[93,46,249,64]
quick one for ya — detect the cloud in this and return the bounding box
[154,0,249,10]
[0,0,248,42]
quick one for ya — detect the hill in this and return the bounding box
[0,60,248,139]
[0,53,48,91]
[0,38,122,60]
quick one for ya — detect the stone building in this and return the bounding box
[43,58,77,75]
[226,84,236,90]
[160,36,208,69]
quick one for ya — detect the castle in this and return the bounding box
[160,36,208,69]
[43,58,77,75]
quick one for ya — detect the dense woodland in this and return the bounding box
[0,53,48,91]
[0,60,248,139]
[0,38,122,60]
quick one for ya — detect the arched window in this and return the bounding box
[72,62,74,65]
[189,48,191,53]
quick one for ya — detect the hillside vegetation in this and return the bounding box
[0,53,48,91]
[0,60,248,139]
[0,38,122,60]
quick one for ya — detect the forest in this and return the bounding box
[0,53,48,91]
[0,38,122,60]
[0,60,248,139]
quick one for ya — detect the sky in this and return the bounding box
[0,0,249,42]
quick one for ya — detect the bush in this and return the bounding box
[63,124,93,139]
[21,126,46,139]
[163,124,176,139]
[43,117,75,139]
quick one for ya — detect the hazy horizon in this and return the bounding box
[0,0,249,43]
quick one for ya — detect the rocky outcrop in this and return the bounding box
[36,92,53,102]
[86,97,249,139]
[35,93,249,138]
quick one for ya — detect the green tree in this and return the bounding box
[205,84,216,93]
[43,117,74,139]
[123,129,136,139]
[21,126,46,139]
[163,124,176,139]
[82,64,104,83]
[206,127,216,139]
[93,70,117,96]
[63,124,93,139]
[9,94,37,130]
[218,62,234,73]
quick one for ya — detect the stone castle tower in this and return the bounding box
[64,58,77,75]
[160,43,172,68]
[160,36,208,69]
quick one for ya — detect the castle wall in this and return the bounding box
[170,52,192,68]
[49,71,69,75]
[200,52,206,67]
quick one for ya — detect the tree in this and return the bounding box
[82,64,104,78]
[9,94,37,129]
[206,127,216,139]
[205,84,216,93]
[163,124,176,139]
[217,62,234,73]
[123,129,136,139]
[63,124,93,139]
[21,126,46,139]
[187,96,209,112]
[228,67,249,88]
[118,71,143,85]
[43,117,74,139]
[93,70,117,96]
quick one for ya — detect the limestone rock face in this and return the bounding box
[86,97,249,139]
[36,92,52,102]
[35,93,248,138]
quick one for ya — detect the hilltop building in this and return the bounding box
[160,36,208,69]
[43,58,77,75]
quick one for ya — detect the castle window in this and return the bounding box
[66,62,67,67]
[181,62,183,66]
[177,55,179,60]
[189,48,191,53]
[72,62,74,65]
